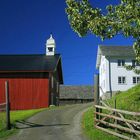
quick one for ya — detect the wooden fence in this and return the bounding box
[94,73,140,139]
[95,102,140,140]
[0,81,11,130]
[0,103,6,111]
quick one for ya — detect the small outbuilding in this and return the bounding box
[0,35,63,110]
[59,85,93,105]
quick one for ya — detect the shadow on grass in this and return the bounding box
[15,120,70,129]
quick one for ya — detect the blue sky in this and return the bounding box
[0,0,134,85]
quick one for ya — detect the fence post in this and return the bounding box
[114,97,117,132]
[5,81,11,130]
[94,74,100,120]
[94,74,99,105]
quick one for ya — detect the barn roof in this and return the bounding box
[0,54,63,83]
[96,45,135,69]
[60,85,93,99]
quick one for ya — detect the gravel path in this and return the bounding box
[8,103,93,140]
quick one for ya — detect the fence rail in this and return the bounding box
[95,103,140,140]
[95,105,140,116]
[93,73,140,139]
[0,103,6,111]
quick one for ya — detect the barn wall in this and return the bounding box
[0,73,50,110]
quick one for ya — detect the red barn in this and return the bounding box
[0,35,63,110]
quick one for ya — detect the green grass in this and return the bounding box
[82,84,140,140]
[0,108,46,139]
[82,108,120,140]
[107,84,140,112]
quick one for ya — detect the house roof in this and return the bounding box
[60,85,94,99]
[0,54,63,83]
[96,45,135,69]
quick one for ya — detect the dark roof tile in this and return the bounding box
[99,45,135,57]
[60,85,93,99]
[0,54,61,72]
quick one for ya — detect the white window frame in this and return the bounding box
[118,76,126,84]
[133,76,140,84]
[132,60,140,67]
[118,59,125,67]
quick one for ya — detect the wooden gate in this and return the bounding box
[95,101,140,140]
[94,73,140,139]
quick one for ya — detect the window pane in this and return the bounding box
[122,60,125,66]
[132,60,140,67]
[137,77,140,83]
[122,77,126,83]
[133,77,136,84]
[118,60,125,66]
[132,60,136,67]
[118,77,121,84]
[118,60,121,66]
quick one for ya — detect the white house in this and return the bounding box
[96,45,140,99]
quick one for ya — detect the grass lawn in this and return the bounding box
[106,84,140,122]
[82,107,120,140]
[107,84,140,112]
[82,84,140,140]
[0,108,46,139]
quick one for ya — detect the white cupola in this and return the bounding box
[46,34,56,56]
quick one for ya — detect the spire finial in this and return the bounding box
[50,32,53,39]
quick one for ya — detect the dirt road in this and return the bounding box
[8,103,93,140]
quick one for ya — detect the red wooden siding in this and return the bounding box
[0,78,49,110]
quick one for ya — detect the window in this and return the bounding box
[132,60,136,67]
[133,77,136,84]
[138,77,140,83]
[133,77,140,84]
[118,60,125,67]
[118,77,121,84]
[118,76,126,84]
[132,60,140,67]
[48,47,53,52]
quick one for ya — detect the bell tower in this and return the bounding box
[46,34,56,56]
